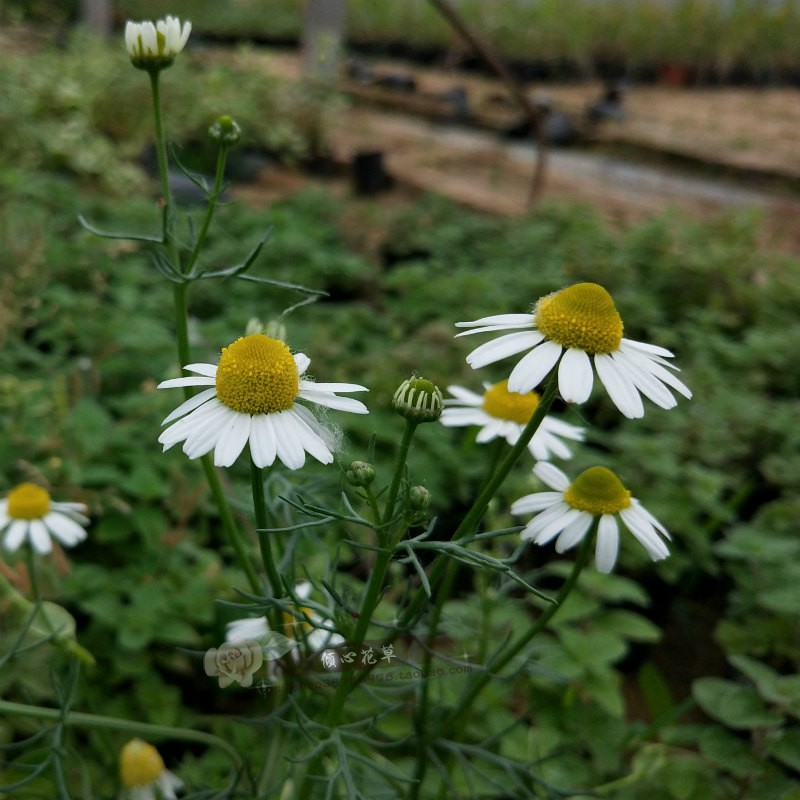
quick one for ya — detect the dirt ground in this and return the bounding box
[246,48,800,252]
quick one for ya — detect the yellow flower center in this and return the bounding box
[120,739,165,788]
[215,334,299,415]
[7,483,51,520]
[534,283,623,354]
[564,467,632,515]
[284,606,314,638]
[481,380,539,424]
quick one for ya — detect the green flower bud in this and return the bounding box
[209,114,242,146]
[393,377,443,424]
[408,485,431,512]
[345,461,375,487]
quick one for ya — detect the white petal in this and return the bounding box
[530,506,584,545]
[272,412,306,470]
[249,414,277,468]
[465,331,544,369]
[298,390,368,414]
[141,21,157,54]
[4,520,29,552]
[181,404,236,458]
[619,338,675,359]
[510,491,564,515]
[439,408,489,428]
[226,616,269,642]
[533,461,570,491]
[529,429,572,461]
[161,388,217,425]
[475,419,508,443]
[507,340,562,393]
[594,353,644,419]
[157,376,216,389]
[301,381,368,394]
[612,352,677,409]
[159,398,226,448]
[183,363,218,377]
[44,513,87,547]
[620,505,670,561]
[285,410,333,465]
[554,513,593,553]
[124,22,138,53]
[619,342,692,399]
[595,515,620,573]
[294,353,311,376]
[455,313,535,331]
[539,416,586,441]
[29,519,52,554]
[213,413,252,468]
[445,385,483,405]
[558,348,594,404]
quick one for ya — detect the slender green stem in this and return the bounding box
[24,545,40,603]
[184,144,230,276]
[172,283,191,367]
[382,419,419,530]
[296,420,423,798]
[148,70,177,255]
[449,375,559,542]
[0,700,244,772]
[251,461,284,610]
[396,375,562,636]
[437,532,594,738]
[201,456,261,593]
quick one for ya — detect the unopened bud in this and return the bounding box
[345,461,375,487]
[392,377,443,424]
[409,485,431,512]
[209,114,242,146]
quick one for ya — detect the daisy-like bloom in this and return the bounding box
[511,462,671,573]
[157,334,368,470]
[1,483,88,555]
[455,282,691,419]
[226,581,345,654]
[119,739,183,800]
[441,380,585,460]
[125,16,191,71]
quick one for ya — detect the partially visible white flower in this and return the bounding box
[511,462,671,573]
[157,334,368,470]
[456,282,691,419]
[125,16,191,71]
[226,581,344,654]
[119,739,183,800]
[440,380,585,460]
[0,483,88,555]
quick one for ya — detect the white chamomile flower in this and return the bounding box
[119,739,183,800]
[157,334,368,470]
[440,380,585,460]
[455,282,691,419]
[226,581,344,653]
[0,483,88,555]
[125,16,191,71]
[511,462,671,573]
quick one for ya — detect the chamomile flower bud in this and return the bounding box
[209,114,242,146]
[125,16,191,72]
[409,485,431,512]
[393,377,443,424]
[345,461,375,487]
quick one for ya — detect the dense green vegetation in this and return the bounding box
[112,0,800,82]
[2,26,800,800]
